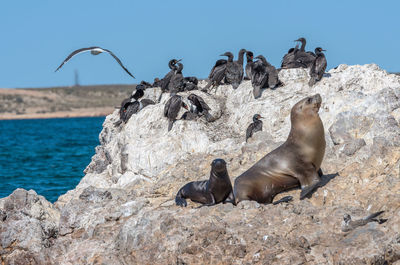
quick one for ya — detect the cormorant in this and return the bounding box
[225,49,246,89]
[293,38,316,68]
[309,47,327,86]
[203,56,230,90]
[160,59,181,92]
[255,55,281,89]
[187,93,214,122]
[116,98,154,126]
[184,77,198,85]
[281,43,300,68]
[55,46,135,78]
[250,56,268,99]
[164,94,188,131]
[246,114,263,141]
[131,87,144,101]
[183,77,199,91]
[168,62,185,93]
[158,59,181,102]
[245,51,254,80]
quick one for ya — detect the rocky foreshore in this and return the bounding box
[1,64,400,264]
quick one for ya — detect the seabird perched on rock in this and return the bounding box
[250,57,268,99]
[245,51,254,80]
[160,59,181,91]
[246,114,263,141]
[187,94,214,122]
[309,47,327,87]
[168,63,185,93]
[55,46,135,78]
[293,38,316,68]
[164,94,188,131]
[256,55,281,89]
[131,87,144,101]
[225,49,246,89]
[341,211,387,232]
[203,56,229,91]
[281,43,300,68]
[182,77,199,91]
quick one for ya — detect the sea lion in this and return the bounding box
[234,94,326,204]
[175,159,234,207]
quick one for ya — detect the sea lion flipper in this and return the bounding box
[196,193,216,208]
[175,188,188,207]
[272,195,293,205]
[223,191,236,205]
[296,163,321,200]
[300,181,320,200]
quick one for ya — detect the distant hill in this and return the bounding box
[0,84,136,120]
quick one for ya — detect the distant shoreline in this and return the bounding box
[0,107,115,121]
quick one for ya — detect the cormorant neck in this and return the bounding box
[238,50,246,65]
[300,39,306,52]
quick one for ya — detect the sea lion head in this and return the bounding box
[291,94,322,123]
[211,159,227,174]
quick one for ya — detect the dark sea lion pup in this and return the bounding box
[175,159,235,207]
[234,94,326,204]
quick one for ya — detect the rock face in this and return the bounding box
[1,64,400,264]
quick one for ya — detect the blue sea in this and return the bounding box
[0,117,104,203]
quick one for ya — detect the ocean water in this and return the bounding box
[0,117,104,202]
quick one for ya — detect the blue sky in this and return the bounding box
[0,0,399,88]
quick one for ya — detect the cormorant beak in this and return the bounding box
[177,59,182,62]
[322,49,327,51]
[219,54,225,56]
[259,116,264,119]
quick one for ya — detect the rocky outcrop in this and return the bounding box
[1,64,400,264]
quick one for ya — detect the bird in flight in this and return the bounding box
[55,46,135,78]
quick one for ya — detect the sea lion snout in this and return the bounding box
[308,94,322,111]
[212,159,227,172]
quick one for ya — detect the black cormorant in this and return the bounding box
[204,56,230,90]
[250,56,269,99]
[164,94,188,131]
[281,43,300,68]
[293,38,316,68]
[160,59,181,92]
[168,63,185,93]
[131,87,144,101]
[187,93,214,122]
[246,114,263,141]
[55,46,135,78]
[309,47,327,86]
[183,76,199,91]
[256,55,281,89]
[225,49,246,89]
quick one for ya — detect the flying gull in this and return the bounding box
[55,46,135,78]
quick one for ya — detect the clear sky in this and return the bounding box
[1,0,399,88]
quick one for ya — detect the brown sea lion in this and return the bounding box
[234,94,325,204]
[175,159,234,207]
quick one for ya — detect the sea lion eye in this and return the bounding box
[307,98,312,104]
